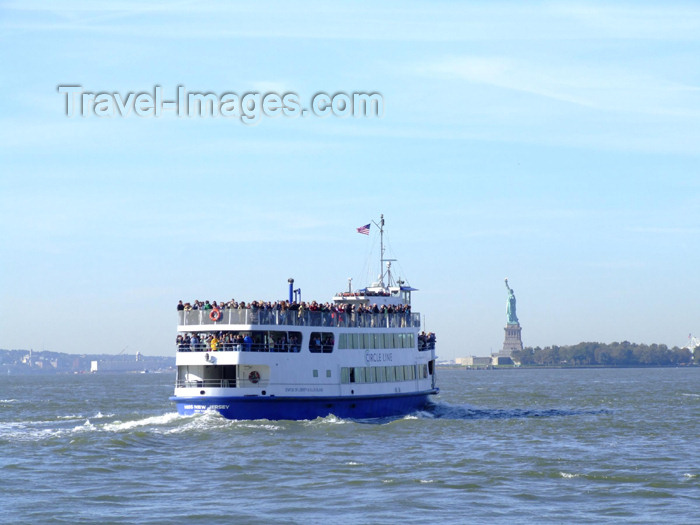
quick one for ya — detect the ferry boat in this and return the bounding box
[170,216,438,420]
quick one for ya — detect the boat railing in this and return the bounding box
[175,379,235,388]
[177,341,429,353]
[177,342,302,353]
[178,309,420,328]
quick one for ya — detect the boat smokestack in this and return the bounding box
[288,278,294,303]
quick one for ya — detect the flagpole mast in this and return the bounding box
[380,214,384,284]
[372,214,385,287]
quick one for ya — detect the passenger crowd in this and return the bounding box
[176,300,433,351]
[176,331,303,353]
[177,299,412,317]
[418,331,436,350]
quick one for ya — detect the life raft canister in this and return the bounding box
[248,371,261,384]
[209,308,221,322]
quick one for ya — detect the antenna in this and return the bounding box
[372,214,398,288]
[372,214,386,287]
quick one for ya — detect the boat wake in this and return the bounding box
[0,410,405,442]
[0,411,194,443]
[417,401,611,420]
[0,402,611,443]
[101,412,182,432]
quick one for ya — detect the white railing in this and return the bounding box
[177,342,302,353]
[178,309,420,329]
[175,379,235,388]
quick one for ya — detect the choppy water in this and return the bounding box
[1,368,699,524]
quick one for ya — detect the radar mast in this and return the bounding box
[373,213,397,289]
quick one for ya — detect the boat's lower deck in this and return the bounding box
[170,389,439,420]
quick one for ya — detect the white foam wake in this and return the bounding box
[102,412,182,432]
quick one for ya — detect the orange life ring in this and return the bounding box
[249,371,261,384]
[209,308,221,322]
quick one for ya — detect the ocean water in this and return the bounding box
[1,368,698,524]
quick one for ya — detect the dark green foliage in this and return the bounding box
[512,341,693,367]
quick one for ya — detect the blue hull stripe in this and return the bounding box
[170,390,439,420]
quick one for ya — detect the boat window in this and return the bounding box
[355,367,365,383]
[309,332,334,353]
[313,369,319,378]
[365,367,375,383]
[422,364,428,379]
[386,366,395,382]
[182,330,303,353]
[176,365,237,388]
[395,366,405,381]
[376,366,386,382]
[337,332,416,350]
[404,365,414,380]
[341,367,350,383]
[381,333,390,348]
[268,331,291,352]
[326,370,332,378]
[289,332,302,352]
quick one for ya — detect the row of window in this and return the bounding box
[340,363,429,384]
[178,330,303,353]
[338,332,415,350]
[177,330,420,354]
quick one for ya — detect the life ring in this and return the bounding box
[209,308,221,322]
[249,370,261,384]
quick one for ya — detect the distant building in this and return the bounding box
[456,356,492,368]
[90,353,147,373]
[491,355,514,366]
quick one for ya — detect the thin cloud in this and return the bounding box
[422,56,700,117]
[5,2,700,42]
[627,226,700,234]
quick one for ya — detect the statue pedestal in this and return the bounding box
[500,323,523,356]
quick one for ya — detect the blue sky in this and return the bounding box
[1,1,699,359]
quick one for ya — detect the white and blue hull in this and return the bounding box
[171,390,436,420]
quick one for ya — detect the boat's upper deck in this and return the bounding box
[178,308,420,329]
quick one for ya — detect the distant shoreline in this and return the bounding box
[438,364,698,370]
[1,348,173,375]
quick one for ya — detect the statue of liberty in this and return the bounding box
[505,278,518,324]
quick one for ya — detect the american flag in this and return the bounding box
[356,223,370,235]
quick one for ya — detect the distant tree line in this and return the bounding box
[512,341,696,367]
